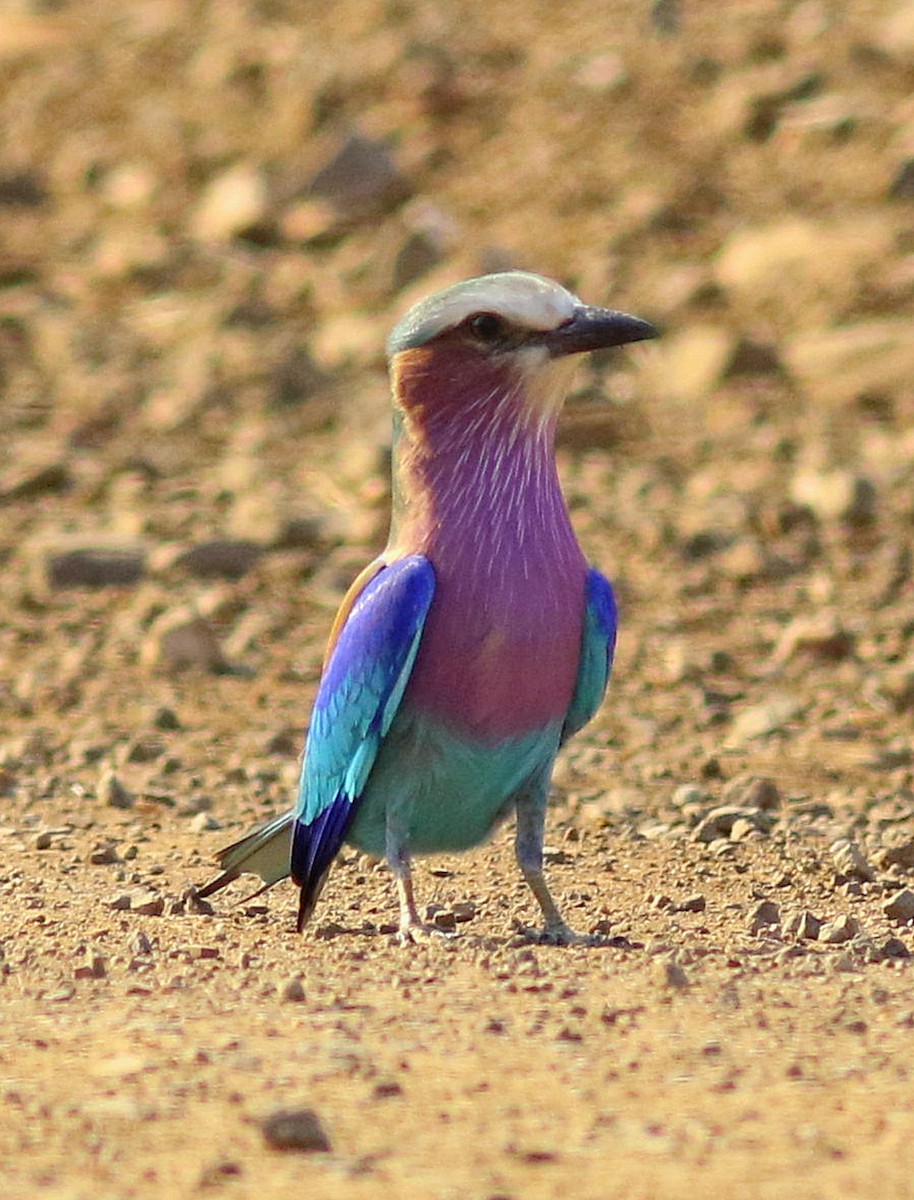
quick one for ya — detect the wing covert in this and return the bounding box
[561,567,617,744]
[291,554,435,927]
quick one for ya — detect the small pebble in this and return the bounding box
[87,843,119,866]
[877,834,914,870]
[676,894,707,913]
[99,768,134,810]
[785,910,821,940]
[734,777,782,811]
[174,540,264,581]
[749,900,780,934]
[127,889,165,916]
[189,812,222,833]
[883,889,914,924]
[672,783,705,807]
[730,816,762,843]
[153,706,182,731]
[282,977,307,1003]
[130,931,153,956]
[306,132,410,217]
[42,540,146,589]
[142,610,229,674]
[261,1108,332,1153]
[46,985,76,1003]
[653,959,690,989]
[692,806,768,843]
[830,838,875,882]
[191,163,268,242]
[74,951,107,981]
[819,915,860,945]
[372,1079,403,1098]
[880,936,911,960]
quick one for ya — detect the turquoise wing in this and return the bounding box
[291,555,436,926]
[561,567,617,743]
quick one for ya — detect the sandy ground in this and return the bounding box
[2,1,914,1197]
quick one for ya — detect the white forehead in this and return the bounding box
[387,271,579,356]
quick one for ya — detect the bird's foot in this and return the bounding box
[396,920,457,946]
[513,919,598,947]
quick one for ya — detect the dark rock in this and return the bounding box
[749,900,780,933]
[262,1108,332,1153]
[42,541,146,588]
[772,613,855,665]
[264,728,301,757]
[98,768,134,810]
[653,958,689,988]
[877,832,914,870]
[0,171,48,207]
[889,159,914,201]
[153,706,182,731]
[392,228,445,290]
[884,889,914,924]
[880,936,911,960]
[174,540,263,580]
[651,0,681,34]
[271,346,326,409]
[785,910,821,940]
[1,461,71,501]
[724,338,785,378]
[143,611,229,674]
[724,776,782,812]
[305,133,410,217]
[281,977,306,1003]
[87,843,119,866]
[373,1079,403,1098]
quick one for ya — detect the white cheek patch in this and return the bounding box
[514,348,579,424]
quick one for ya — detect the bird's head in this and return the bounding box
[387,271,657,435]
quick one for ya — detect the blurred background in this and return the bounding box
[1,0,912,811]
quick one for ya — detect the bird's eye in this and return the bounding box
[466,312,506,344]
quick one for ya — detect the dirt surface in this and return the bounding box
[2,1,914,1197]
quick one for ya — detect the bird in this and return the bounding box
[195,270,657,943]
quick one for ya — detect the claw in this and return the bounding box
[396,920,457,945]
[513,919,605,947]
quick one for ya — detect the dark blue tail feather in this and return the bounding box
[291,795,354,931]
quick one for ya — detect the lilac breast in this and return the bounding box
[394,382,589,742]
[405,556,587,741]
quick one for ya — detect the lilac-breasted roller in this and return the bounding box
[196,271,657,943]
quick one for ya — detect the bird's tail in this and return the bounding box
[194,810,294,900]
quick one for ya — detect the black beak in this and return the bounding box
[542,305,659,358]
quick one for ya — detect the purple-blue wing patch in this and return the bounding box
[291,555,435,926]
[561,567,617,744]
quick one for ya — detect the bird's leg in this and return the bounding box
[515,784,587,946]
[390,847,422,938]
[386,812,451,944]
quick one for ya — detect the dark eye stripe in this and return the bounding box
[466,312,506,343]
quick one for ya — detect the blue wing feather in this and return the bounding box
[291,555,435,924]
[562,567,617,744]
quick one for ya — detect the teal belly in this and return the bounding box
[345,706,561,858]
